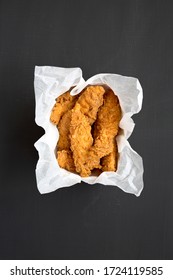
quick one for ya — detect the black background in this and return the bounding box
[0,0,173,259]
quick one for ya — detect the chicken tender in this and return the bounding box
[51,92,79,171]
[57,110,72,151]
[50,91,78,125]
[76,85,105,125]
[101,139,118,171]
[70,103,93,177]
[87,89,121,171]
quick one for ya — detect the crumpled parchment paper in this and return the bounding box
[34,66,144,196]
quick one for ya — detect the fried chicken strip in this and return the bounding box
[50,91,79,172]
[87,89,121,171]
[69,85,105,176]
[70,103,93,177]
[76,85,105,124]
[101,139,118,172]
[50,91,78,125]
[57,110,72,151]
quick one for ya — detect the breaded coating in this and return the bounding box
[53,92,79,171]
[57,110,72,151]
[51,85,121,177]
[87,89,121,170]
[57,150,76,172]
[50,91,78,125]
[70,103,93,177]
[101,139,118,172]
[76,85,105,125]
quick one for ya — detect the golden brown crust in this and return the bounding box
[57,150,76,172]
[57,110,72,151]
[70,103,93,177]
[52,91,80,171]
[86,89,121,171]
[51,86,121,177]
[101,139,118,172]
[50,91,78,125]
[76,85,105,124]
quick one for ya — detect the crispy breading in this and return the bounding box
[57,110,72,151]
[53,91,79,171]
[51,85,121,177]
[101,139,118,172]
[87,89,121,171]
[70,103,93,177]
[57,150,76,172]
[76,85,105,124]
[50,91,78,125]
[69,86,105,177]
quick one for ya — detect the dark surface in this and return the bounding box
[0,0,173,259]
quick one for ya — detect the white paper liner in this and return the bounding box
[34,66,144,196]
